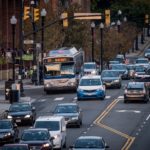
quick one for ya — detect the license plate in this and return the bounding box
[16,119,21,123]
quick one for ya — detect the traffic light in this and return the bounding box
[145,14,149,24]
[24,6,30,20]
[34,8,40,22]
[105,9,110,26]
[61,12,68,27]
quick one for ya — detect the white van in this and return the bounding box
[34,116,66,149]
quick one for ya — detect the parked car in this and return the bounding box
[69,136,109,150]
[0,119,19,144]
[53,103,82,127]
[124,82,149,103]
[6,102,36,125]
[20,128,54,150]
[2,144,30,150]
[77,75,106,100]
[110,64,129,79]
[34,116,66,149]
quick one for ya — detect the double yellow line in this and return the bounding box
[94,99,135,150]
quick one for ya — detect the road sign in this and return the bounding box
[24,39,34,44]
[74,13,102,20]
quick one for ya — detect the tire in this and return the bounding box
[63,139,67,148]
[77,97,81,101]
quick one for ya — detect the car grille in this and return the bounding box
[83,90,96,93]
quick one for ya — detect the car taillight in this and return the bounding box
[124,89,127,94]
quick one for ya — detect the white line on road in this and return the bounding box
[118,96,124,99]
[146,114,150,121]
[39,99,46,102]
[54,97,64,101]
[116,110,141,113]
[105,96,111,99]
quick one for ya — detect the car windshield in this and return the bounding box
[0,121,12,129]
[101,71,119,77]
[136,59,148,64]
[127,83,144,90]
[111,65,126,70]
[145,49,150,53]
[54,105,78,113]
[9,104,31,112]
[74,138,104,148]
[135,66,145,72]
[83,64,96,69]
[34,121,60,131]
[80,79,101,86]
[2,146,28,150]
[21,130,49,141]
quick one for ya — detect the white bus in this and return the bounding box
[43,47,84,94]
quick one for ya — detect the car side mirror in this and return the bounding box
[50,137,55,141]
[5,110,9,113]
[105,145,110,148]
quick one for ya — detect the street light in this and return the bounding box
[10,15,17,81]
[41,8,47,84]
[91,22,95,62]
[100,23,104,73]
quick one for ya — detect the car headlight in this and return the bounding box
[42,143,50,148]
[54,134,60,139]
[114,80,119,82]
[91,70,96,74]
[4,132,12,137]
[71,116,78,120]
[77,88,83,92]
[24,114,31,118]
[7,115,12,119]
[45,83,50,87]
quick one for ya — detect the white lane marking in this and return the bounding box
[74,97,77,100]
[118,96,124,99]
[146,114,150,121]
[105,96,111,99]
[116,110,141,113]
[54,97,64,101]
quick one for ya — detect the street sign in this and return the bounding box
[74,13,102,20]
[24,39,34,44]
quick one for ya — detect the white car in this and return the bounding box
[82,62,98,76]
[77,75,106,100]
[34,116,66,149]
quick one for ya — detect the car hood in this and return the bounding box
[0,129,12,133]
[102,77,119,81]
[8,111,31,116]
[20,140,48,145]
[78,86,103,90]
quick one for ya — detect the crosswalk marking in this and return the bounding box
[54,97,64,101]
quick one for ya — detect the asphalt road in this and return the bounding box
[10,78,148,150]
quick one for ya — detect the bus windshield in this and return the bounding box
[44,62,74,77]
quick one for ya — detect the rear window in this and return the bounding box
[127,83,144,90]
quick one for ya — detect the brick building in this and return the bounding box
[0,0,91,49]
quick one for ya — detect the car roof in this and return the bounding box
[81,75,101,79]
[84,62,96,65]
[136,57,148,60]
[36,115,64,121]
[23,128,49,132]
[77,136,102,140]
[128,82,144,85]
[57,103,78,106]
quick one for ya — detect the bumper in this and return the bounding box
[12,117,33,124]
[65,118,80,126]
[124,94,146,101]
[44,85,76,91]
[104,82,121,88]
[77,90,105,100]
[0,135,14,144]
